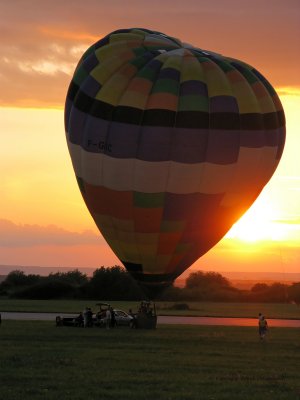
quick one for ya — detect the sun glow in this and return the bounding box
[226,199,286,243]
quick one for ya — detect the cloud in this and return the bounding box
[277,87,300,97]
[0,3,97,107]
[0,219,104,247]
[1,0,300,107]
[273,217,300,225]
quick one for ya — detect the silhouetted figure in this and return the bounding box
[83,307,89,328]
[258,313,268,340]
[128,309,137,329]
[106,308,111,329]
[110,307,116,328]
[75,312,84,327]
[87,308,93,327]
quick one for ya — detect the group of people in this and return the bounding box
[138,300,154,316]
[258,313,268,340]
[75,306,116,329]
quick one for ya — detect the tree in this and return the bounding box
[266,283,289,303]
[47,269,88,286]
[185,271,230,290]
[3,270,41,287]
[183,271,238,301]
[84,266,143,300]
[251,283,269,292]
[14,280,75,299]
[288,282,300,305]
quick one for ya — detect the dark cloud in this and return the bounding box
[0,219,103,247]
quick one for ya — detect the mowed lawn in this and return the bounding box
[0,321,300,400]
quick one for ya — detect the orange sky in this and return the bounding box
[0,0,299,278]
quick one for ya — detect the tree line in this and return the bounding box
[0,267,300,304]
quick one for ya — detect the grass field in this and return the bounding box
[0,321,300,400]
[1,299,300,319]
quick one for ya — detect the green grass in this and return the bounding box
[1,299,300,319]
[0,321,300,399]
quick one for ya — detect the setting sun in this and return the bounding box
[227,198,285,243]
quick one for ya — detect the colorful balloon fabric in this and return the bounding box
[65,28,285,294]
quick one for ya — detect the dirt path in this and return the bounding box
[158,315,300,328]
[1,312,300,328]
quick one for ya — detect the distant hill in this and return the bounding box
[220,271,300,282]
[227,279,296,290]
[175,271,300,288]
[0,265,95,277]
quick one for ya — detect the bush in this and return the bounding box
[186,271,231,290]
[83,266,144,300]
[287,282,300,305]
[251,283,269,292]
[13,280,75,299]
[2,266,297,303]
[170,303,190,310]
[4,270,41,287]
[47,270,88,286]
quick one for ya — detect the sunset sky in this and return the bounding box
[0,0,299,279]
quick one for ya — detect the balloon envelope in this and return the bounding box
[65,28,285,294]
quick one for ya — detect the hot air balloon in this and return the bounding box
[65,28,285,297]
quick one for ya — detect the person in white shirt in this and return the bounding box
[106,308,111,329]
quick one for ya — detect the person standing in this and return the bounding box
[258,314,268,340]
[106,307,111,329]
[110,307,116,328]
[87,307,93,327]
[75,312,84,327]
[83,307,89,328]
